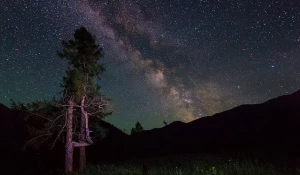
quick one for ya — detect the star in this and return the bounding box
[1,0,300,130]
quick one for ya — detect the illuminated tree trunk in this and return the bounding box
[65,96,74,173]
[79,75,92,170]
[79,112,86,170]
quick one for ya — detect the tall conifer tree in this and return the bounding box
[58,27,110,172]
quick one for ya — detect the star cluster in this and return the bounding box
[1,0,300,130]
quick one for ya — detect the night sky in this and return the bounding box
[1,0,300,130]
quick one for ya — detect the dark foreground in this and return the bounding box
[3,90,300,174]
[75,155,300,175]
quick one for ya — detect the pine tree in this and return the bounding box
[11,27,111,173]
[58,27,110,172]
[131,121,144,135]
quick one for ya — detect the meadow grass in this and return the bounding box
[76,155,300,175]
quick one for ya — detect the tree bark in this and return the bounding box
[79,112,86,170]
[78,73,92,170]
[65,96,74,173]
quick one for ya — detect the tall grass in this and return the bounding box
[76,155,300,175]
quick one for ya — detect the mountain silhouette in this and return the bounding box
[125,89,300,158]
[1,89,300,169]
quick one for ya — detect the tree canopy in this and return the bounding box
[131,121,144,135]
[11,27,112,173]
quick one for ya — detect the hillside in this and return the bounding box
[126,90,300,158]
[1,90,300,168]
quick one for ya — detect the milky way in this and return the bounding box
[1,0,300,130]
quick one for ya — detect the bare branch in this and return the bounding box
[47,114,65,133]
[24,133,53,149]
[98,103,109,109]
[72,141,90,147]
[51,112,68,149]
[60,104,81,108]
[22,109,52,122]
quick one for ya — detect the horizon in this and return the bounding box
[1,0,300,130]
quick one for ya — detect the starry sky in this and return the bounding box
[1,0,300,130]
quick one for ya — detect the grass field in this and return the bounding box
[75,155,300,175]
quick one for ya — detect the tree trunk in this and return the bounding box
[79,147,86,170]
[78,73,91,170]
[79,113,86,170]
[65,97,74,173]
